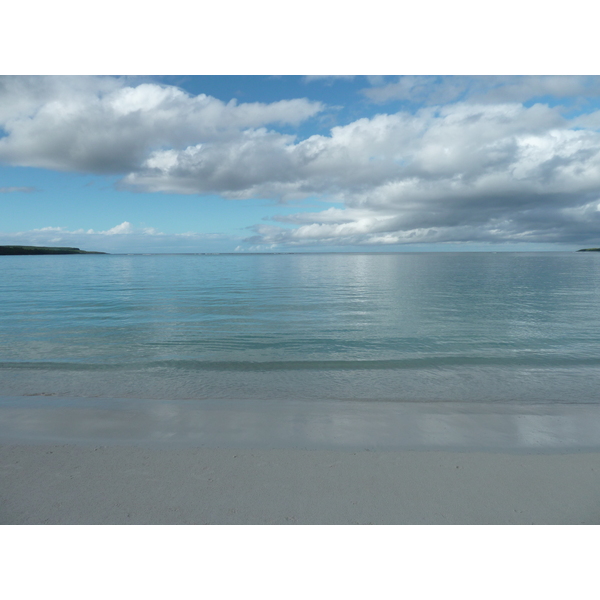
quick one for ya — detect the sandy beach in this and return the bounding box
[2,396,600,524]
[2,443,600,524]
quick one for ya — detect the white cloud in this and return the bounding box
[125,102,575,199]
[98,221,134,235]
[0,76,324,174]
[3,76,600,249]
[0,221,242,253]
[60,99,600,248]
[234,103,600,247]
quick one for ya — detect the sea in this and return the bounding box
[2,252,600,448]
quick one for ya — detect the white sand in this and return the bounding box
[2,397,600,524]
[2,444,600,524]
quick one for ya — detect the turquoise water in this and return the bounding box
[2,252,600,404]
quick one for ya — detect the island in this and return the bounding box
[0,245,107,255]
[577,248,600,252]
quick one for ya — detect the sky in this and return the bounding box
[2,16,600,255]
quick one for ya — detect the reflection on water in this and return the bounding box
[1,252,600,403]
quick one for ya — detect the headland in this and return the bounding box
[0,245,107,255]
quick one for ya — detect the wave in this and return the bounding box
[2,355,600,372]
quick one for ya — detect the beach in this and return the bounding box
[2,397,600,525]
[2,445,600,525]
[3,253,600,525]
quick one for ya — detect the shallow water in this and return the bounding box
[3,396,600,451]
[2,252,600,404]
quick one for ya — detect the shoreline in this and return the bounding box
[2,397,600,524]
[2,395,600,451]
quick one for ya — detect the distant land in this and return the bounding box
[577,248,600,252]
[0,245,107,255]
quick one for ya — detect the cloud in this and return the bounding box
[469,76,600,104]
[361,76,468,105]
[3,76,600,249]
[0,221,241,253]
[97,221,134,235]
[360,76,600,106]
[232,102,600,247]
[24,221,153,238]
[125,102,577,198]
[0,76,324,174]
[121,128,305,197]
[0,186,36,193]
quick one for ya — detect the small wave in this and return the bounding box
[2,355,600,372]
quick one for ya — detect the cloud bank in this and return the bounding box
[0,221,238,253]
[2,76,600,248]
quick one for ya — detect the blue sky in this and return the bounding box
[2,75,600,253]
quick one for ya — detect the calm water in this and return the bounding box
[2,252,600,404]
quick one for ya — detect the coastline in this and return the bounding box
[2,396,600,524]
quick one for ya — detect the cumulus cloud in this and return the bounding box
[119,101,600,246]
[0,76,324,174]
[125,102,575,197]
[2,76,600,249]
[122,128,302,196]
[96,221,134,235]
